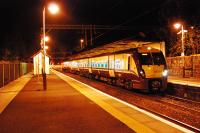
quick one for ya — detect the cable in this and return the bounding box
[109,0,124,11]
[93,0,172,42]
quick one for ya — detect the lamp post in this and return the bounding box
[42,7,46,90]
[174,23,188,77]
[174,23,187,56]
[42,3,59,90]
[80,39,84,49]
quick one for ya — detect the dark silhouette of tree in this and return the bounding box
[185,26,200,55]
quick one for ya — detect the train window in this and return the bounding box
[152,53,165,65]
[139,52,165,65]
[139,53,152,65]
[105,63,108,68]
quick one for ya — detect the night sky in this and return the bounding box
[0,0,200,60]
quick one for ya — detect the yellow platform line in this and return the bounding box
[0,73,32,114]
[53,70,156,133]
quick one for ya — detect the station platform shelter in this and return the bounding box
[32,51,50,75]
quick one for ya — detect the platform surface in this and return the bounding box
[0,70,193,133]
[168,76,200,87]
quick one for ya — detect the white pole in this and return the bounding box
[181,25,185,77]
[43,7,46,74]
[43,7,47,90]
[181,25,185,56]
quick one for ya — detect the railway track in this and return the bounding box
[61,71,200,132]
[137,102,200,133]
[161,95,200,113]
[140,94,200,132]
[136,93,200,114]
[165,94,200,105]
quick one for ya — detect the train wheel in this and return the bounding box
[95,75,99,80]
[88,73,93,79]
[149,80,161,93]
[124,81,132,90]
[112,79,116,85]
[107,79,112,85]
[149,88,159,94]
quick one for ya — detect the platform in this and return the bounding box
[168,76,200,87]
[0,70,194,133]
[168,76,200,102]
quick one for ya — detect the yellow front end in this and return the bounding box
[142,65,165,78]
[141,65,168,92]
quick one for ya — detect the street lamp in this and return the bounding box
[44,46,49,50]
[173,23,187,56]
[44,36,50,42]
[48,3,59,14]
[42,3,59,90]
[80,39,84,49]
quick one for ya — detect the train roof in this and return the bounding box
[69,40,165,60]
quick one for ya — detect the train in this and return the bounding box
[62,40,168,92]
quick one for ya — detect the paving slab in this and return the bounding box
[0,73,134,133]
[168,76,200,87]
[0,70,194,133]
[54,70,192,133]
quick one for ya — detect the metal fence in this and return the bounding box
[0,61,33,88]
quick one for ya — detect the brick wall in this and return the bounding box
[166,55,200,78]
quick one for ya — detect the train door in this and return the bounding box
[128,55,130,71]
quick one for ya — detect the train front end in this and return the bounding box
[137,47,168,92]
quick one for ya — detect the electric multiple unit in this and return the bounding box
[62,44,168,92]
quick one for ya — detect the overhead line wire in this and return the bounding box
[93,0,171,41]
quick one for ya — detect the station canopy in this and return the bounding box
[69,40,165,60]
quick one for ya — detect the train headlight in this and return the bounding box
[140,69,145,78]
[162,70,168,77]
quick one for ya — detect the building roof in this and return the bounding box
[31,50,50,58]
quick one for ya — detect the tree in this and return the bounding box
[185,26,200,55]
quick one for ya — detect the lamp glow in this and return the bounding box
[44,36,50,42]
[44,46,49,50]
[147,47,151,50]
[174,23,181,29]
[80,39,84,43]
[48,3,59,14]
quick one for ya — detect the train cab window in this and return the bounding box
[152,53,165,65]
[139,52,165,65]
[139,53,153,65]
